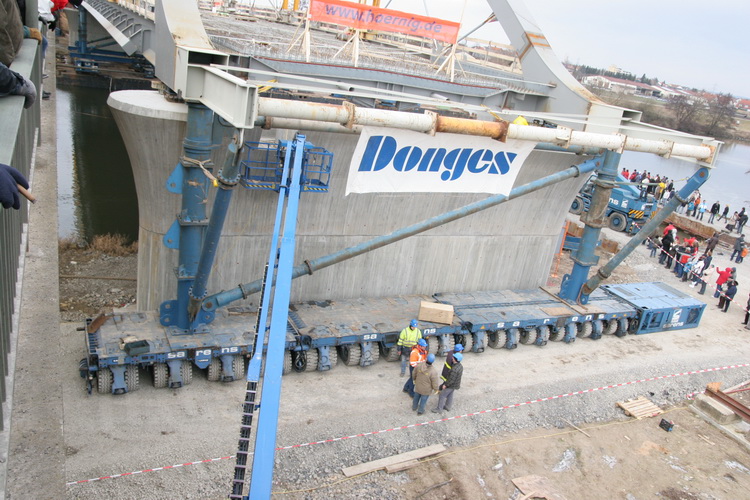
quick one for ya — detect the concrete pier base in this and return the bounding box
[109,90,590,311]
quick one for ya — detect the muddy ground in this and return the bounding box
[52,221,750,500]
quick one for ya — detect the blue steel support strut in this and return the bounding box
[160,103,214,331]
[580,166,711,299]
[201,154,604,312]
[248,134,308,500]
[558,150,621,303]
[187,140,242,325]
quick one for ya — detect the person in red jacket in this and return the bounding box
[714,267,732,298]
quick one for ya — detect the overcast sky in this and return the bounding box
[253,0,749,98]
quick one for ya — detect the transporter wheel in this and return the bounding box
[570,196,584,215]
[578,322,593,339]
[382,343,400,362]
[442,334,455,354]
[608,213,627,232]
[487,331,501,349]
[505,328,519,349]
[339,344,362,366]
[153,363,168,388]
[615,318,629,337]
[181,360,193,385]
[304,348,319,372]
[282,351,292,375]
[604,319,618,335]
[207,358,221,382]
[232,355,246,380]
[427,336,440,355]
[326,347,339,367]
[549,327,564,342]
[519,328,535,345]
[125,365,139,392]
[97,368,113,394]
[536,325,550,345]
[368,343,380,364]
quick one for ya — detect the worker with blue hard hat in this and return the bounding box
[433,343,465,414]
[402,337,427,397]
[412,352,440,415]
[396,319,422,377]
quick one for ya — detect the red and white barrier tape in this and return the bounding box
[66,362,750,486]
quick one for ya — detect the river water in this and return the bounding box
[55,87,750,242]
[56,86,138,243]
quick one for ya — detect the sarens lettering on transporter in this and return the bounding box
[346,127,535,195]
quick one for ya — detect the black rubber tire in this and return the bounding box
[232,355,246,380]
[153,363,168,388]
[519,328,535,345]
[304,348,319,372]
[426,336,439,355]
[282,350,292,375]
[181,360,193,385]
[487,331,501,349]
[570,196,584,215]
[207,358,221,382]
[340,344,362,366]
[124,365,139,392]
[97,367,113,394]
[608,212,627,232]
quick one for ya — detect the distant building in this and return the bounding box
[582,75,659,97]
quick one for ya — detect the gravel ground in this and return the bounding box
[51,219,750,499]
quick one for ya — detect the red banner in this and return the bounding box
[309,0,460,44]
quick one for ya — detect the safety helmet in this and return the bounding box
[454,353,463,362]
[426,354,435,364]
[454,344,464,352]
[417,338,427,347]
[410,319,418,328]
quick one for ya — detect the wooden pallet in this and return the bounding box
[616,396,664,419]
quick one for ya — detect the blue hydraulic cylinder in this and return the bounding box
[162,103,214,330]
[558,150,620,303]
[187,141,242,324]
[248,135,308,500]
[581,166,710,298]
[200,154,603,313]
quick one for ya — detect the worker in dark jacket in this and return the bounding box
[432,353,463,414]
[439,343,463,381]
[718,279,738,313]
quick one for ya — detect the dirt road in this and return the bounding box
[48,223,750,499]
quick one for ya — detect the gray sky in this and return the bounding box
[254,0,749,98]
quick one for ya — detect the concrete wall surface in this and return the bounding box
[109,90,590,311]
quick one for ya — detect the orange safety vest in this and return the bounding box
[409,346,426,367]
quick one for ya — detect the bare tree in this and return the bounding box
[667,95,701,132]
[703,93,735,137]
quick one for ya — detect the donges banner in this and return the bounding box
[309,0,460,44]
[346,127,535,195]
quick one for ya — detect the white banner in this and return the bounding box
[346,127,535,195]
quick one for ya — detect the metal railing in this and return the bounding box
[0,40,41,431]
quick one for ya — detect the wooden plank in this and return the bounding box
[541,307,575,316]
[385,459,420,473]
[342,444,446,477]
